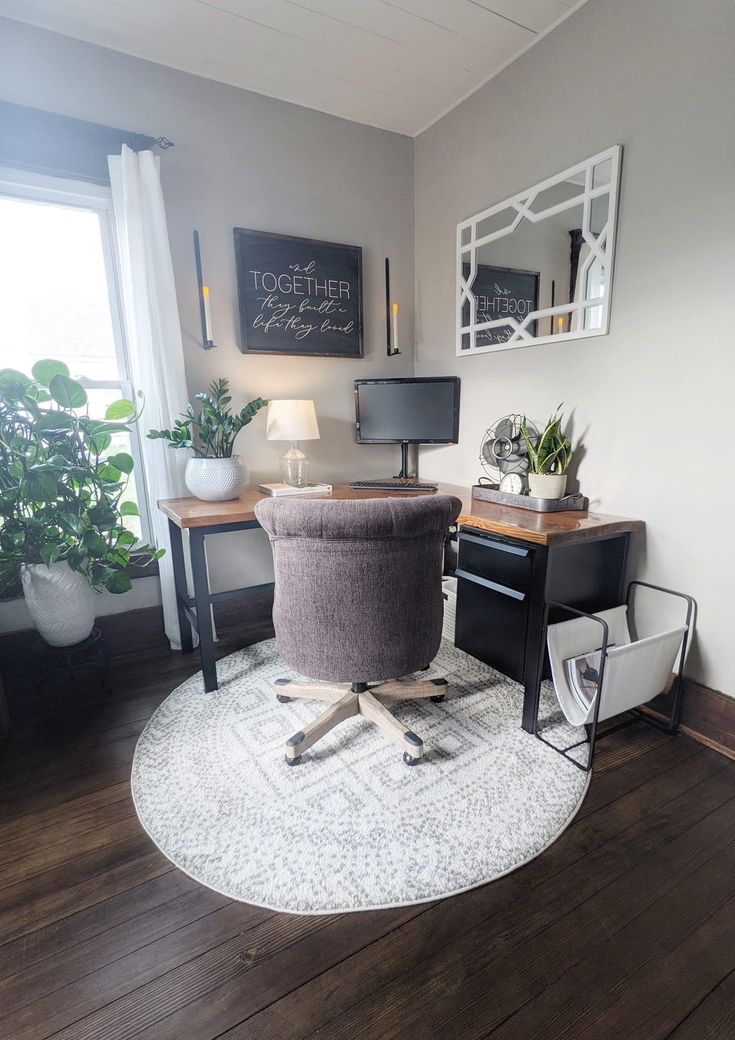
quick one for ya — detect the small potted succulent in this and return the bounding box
[0,361,163,647]
[521,406,573,500]
[148,378,267,502]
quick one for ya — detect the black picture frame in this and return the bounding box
[234,228,363,358]
[461,263,540,349]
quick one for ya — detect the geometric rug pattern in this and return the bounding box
[132,639,589,913]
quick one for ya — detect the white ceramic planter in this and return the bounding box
[528,472,568,500]
[185,457,248,502]
[21,561,96,647]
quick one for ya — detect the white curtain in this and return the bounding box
[108,145,190,648]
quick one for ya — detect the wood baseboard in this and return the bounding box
[0,606,168,672]
[646,678,735,761]
[0,586,275,674]
[2,595,733,763]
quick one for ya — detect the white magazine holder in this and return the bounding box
[536,582,696,771]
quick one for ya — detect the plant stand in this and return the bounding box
[0,677,11,739]
[33,628,112,696]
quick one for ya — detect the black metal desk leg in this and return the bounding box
[168,518,194,654]
[522,671,543,733]
[522,546,549,733]
[189,528,218,692]
[522,605,547,732]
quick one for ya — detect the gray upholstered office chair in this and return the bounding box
[255,494,462,766]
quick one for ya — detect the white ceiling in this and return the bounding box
[0,0,591,136]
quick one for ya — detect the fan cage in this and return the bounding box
[479,414,539,486]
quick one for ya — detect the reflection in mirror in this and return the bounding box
[593,157,613,188]
[527,179,582,216]
[457,147,621,355]
[475,207,520,241]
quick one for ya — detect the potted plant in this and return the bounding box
[521,406,573,500]
[148,378,268,502]
[0,361,163,647]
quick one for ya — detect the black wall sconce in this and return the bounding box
[385,257,401,357]
[193,230,216,350]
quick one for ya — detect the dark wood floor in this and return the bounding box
[2,603,735,1040]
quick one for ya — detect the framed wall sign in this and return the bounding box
[234,228,363,358]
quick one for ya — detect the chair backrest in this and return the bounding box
[255,495,462,683]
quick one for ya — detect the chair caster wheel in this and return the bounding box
[285,755,302,766]
[403,752,420,766]
[276,694,291,703]
[431,694,445,703]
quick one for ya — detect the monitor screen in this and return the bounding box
[354,377,460,444]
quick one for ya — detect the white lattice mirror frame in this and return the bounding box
[456,146,622,357]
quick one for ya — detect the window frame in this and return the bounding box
[0,166,153,546]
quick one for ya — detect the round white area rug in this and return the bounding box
[132,639,589,914]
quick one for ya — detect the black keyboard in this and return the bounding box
[349,480,438,491]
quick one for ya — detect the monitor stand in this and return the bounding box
[394,442,414,479]
[351,444,436,490]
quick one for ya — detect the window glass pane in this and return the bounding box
[0,196,118,381]
[0,191,149,545]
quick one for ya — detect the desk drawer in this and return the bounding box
[455,570,528,683]
[458,529,533,592]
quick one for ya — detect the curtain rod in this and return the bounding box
[0,101,174,185]
[0,101,174,151]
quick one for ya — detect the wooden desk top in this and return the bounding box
[159,483,643,547]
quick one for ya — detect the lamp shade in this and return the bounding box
[266,399,320,441]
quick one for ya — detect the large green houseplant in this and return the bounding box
[0,361,162,646]
[148,378,267,501]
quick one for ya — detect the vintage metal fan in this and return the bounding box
[479,414,538,493]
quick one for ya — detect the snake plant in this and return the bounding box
[521,406,572,475]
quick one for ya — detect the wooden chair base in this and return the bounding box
[274,677,448,765]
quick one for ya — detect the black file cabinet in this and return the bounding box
[454,525,631,731]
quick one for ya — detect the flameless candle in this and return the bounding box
[202,285,213,342]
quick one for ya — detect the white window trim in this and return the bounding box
[0,166,154,546]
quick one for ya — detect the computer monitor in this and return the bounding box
[354,377,460,477]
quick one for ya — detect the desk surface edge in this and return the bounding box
[159,485,643,547]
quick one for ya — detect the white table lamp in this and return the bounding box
[266,399,320,487]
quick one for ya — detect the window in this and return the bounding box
[0,170,151,544]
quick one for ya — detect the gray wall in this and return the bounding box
[2,6,734,697]
[0,17,414,601]
[414,0,735,695]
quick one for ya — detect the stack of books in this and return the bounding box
[258,482,332,497]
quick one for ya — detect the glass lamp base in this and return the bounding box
[280,444,310,487]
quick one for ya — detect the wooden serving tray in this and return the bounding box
[471,484,588,513]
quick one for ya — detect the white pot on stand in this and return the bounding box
[21,561,96,647]
[528,472,568,500]
[185,456,248,502]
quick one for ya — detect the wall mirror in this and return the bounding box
[456,146,621,356]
